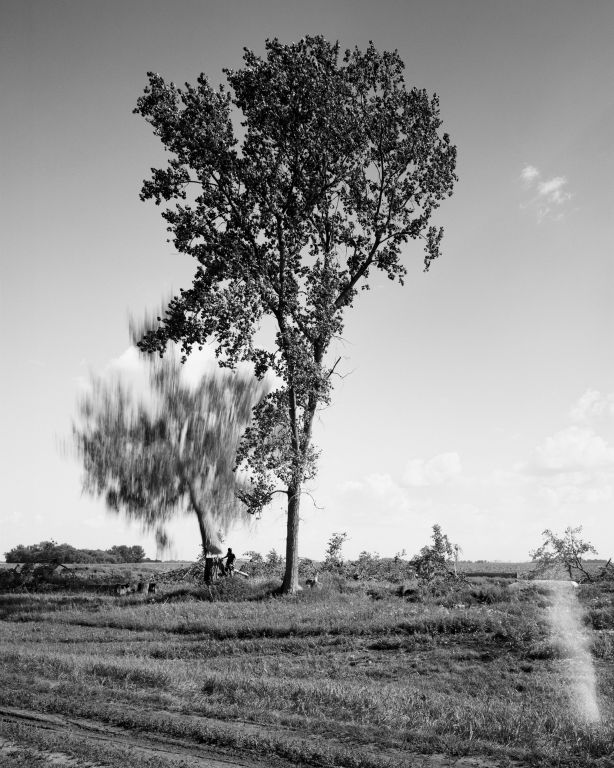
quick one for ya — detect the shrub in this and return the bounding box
[410,524,457,580]
[243,551,318,580]
[4,541,145,564]
[348,551,415,583]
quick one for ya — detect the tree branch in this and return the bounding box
[333,234,382,309]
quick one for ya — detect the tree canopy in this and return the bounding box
[73,356,264,556]
[411,524,456,580]
[531,526,598,581]
[4,542,146,564]
[133,36,457,591]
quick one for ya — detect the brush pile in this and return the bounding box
[157,563,205,583]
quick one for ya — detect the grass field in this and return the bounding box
[0,569,613,767]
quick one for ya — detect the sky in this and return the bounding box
[1,0,613,562]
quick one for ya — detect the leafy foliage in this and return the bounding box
[4,542,145,564]
[411,524,456,581]
[349,550,415,583]
[530,526,598,581]
[243,549,286,578]
[107,545,146,563]
[133,37,457,590]
[73,355,264,555]
[323,531,348,570]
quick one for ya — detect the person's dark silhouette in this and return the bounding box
[222,547,236,574]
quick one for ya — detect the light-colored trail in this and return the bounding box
[535,579,601,723]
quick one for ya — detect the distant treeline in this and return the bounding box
[4,541,146,564]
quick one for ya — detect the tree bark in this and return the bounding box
[203,557,215,585]
[195,508,212,555]
[186,480,223,557]
[281,485,301,593]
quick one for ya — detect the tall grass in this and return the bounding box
[0,577,612,767]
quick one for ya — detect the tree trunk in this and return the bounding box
[195,508,211,554]
[203,557,215,584]
[281,485,301,593]
[187,481,223,557]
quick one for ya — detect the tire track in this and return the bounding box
[0,706,263,767]
[0,704,529,768]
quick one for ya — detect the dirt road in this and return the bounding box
[0,705,269,767]
[0,704,528,768]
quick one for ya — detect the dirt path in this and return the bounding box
[0,737,105,767]
[0,706,268,767]
[0,704,528,768]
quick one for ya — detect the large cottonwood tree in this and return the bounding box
[134,37,457,592]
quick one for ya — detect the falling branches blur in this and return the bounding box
[73,350,267,555]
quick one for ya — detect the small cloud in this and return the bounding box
[108,346,143,374]
[366,473,401,496]
[403,452,462,487]
[82,343,223,396]
[519,165,573,222]
[570,389,614,423]
[521,165,540,184]
[537,176,568,200]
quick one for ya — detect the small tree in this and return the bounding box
[411,524,456,580]
[323,531,347,570]
[108,545,146,563]
[266,548,284,568]
[73,355,264,558]
[133,37,457,592]
[530,526,598,582]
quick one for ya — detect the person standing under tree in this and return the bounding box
[221,548,236,576]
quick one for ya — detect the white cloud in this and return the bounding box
[522,425,614,507]
[570,389,614,423]
[403,451,462,486]
[529,426,614,474]
[537,475,613,507]
[519,164,573,221]
[537,176,570,202]
[83,343,228,397]
[365,474,410,512]
[108,346,143,374]
[108,344,218,384]
[521,165,539,183]
[340,387,614,544]
[365,473,398,495]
